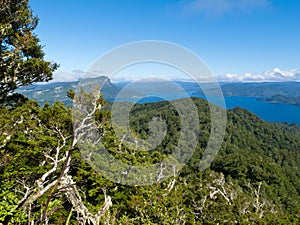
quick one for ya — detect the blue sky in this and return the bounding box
[29,0,300,82]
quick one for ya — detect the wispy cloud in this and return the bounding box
[218,68,300,82]
[51,70,85,83]
[182,0,271,18]
[51,67,300,83]
[51,70,107,83]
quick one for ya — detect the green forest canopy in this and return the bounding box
[1,97,300,224]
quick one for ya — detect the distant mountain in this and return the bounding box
[17,80,300,108]
[17,76,131,106]
[220,82,300,97]
[117,81,300,98]
[17,81,77,106]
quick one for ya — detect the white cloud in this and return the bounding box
[218,68,300,82]
[51,70,85,82]
[183,0,270,18]
[50,68,300,83]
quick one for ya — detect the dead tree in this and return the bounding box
[15,87,112,225]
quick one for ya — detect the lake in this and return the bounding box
[220,96,300,125]
[107,94,300,125]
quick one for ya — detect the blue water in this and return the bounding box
[107,94,300,125]
[222,96,300,125]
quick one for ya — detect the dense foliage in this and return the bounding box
[0,0,58,103]
[1,96,300,224]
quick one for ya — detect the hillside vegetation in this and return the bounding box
[1,97,300,224]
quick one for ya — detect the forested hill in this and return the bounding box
[1,96,300,224]
[128,98,300,216]
[220,82,300,97]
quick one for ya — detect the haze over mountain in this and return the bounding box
[17,76,121,106]
[51,67,300,83]
[17,76,300,107]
